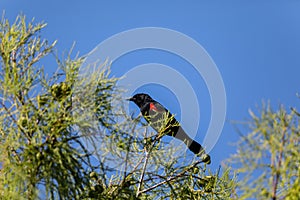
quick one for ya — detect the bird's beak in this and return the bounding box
[126,97,134,101]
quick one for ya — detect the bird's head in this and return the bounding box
[128,93,153,108]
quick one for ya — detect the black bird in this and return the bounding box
[128,93,211,164]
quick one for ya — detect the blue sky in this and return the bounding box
[2,1,300,170]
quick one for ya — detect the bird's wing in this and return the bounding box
[147,102,175,133]
[149,102,166,113]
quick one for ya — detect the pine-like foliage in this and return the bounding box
[0,15,236,200]
[228,104,300,200]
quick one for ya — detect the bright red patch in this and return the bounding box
[150,103,158,111]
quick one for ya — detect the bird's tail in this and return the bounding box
[173,127,203,154]
[174,127,211,164]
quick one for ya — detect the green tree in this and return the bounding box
[0,15,236,199]
[228,104,300,200]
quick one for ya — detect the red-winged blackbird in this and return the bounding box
[128,93,211,164]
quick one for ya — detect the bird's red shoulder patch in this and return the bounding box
[149,103,158,111]
[149,102,165,112]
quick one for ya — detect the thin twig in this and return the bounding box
[137,159,203,195]
[121,134,135,186]
[271,127,286,200]
[0,101,31,142]
[136,151,150,197]
[123,151,145,182]
[136,128,162,197]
